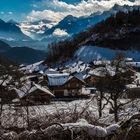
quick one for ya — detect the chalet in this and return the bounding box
[89,66,135,86]
[14,82,54,105]
[74,71,92,86]
[88,67,115,85]
[46,73,86,97]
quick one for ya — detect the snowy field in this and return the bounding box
[1,97,140,129]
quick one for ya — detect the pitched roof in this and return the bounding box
[14,82,54,99]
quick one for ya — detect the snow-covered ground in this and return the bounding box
[1,99,97,128]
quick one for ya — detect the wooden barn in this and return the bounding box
[126,85,140,99]
[14,82,54,105]
[46,73,85,97]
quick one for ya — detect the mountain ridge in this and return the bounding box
[0,19,31,41]
[2,46,47,64]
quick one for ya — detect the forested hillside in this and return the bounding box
[46,10,140,64]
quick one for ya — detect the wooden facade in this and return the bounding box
[127,87,140,98]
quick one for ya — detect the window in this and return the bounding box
[64,90,68,96]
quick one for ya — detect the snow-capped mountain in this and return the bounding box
[43,4,140,36]
[0,2,139,51]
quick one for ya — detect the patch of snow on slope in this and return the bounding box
[75,45,140,63]
[75,46,116,63]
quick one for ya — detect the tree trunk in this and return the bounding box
[0,102,3,125]
[26,101,30,129]
[98,91,103,118]
[0,103,3,115]
[114,97,119,122]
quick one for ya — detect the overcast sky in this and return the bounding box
[0,0,139,22]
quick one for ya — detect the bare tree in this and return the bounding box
[105,55,134,122]
[92,54,135,122]
[0,62,24,126]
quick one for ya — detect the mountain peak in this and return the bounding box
[63,15,77,21]
[7,19,18,25]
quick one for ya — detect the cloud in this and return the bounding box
[31,4,38,8]
[52,28,69,36]
[0,11,4,15]
[27,0,140,24]
[8,11,13,15]
[27,10,65,23]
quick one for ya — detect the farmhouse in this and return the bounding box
[46,73,86,97]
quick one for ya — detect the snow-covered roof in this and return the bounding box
[44,68,59,74]
[93,60,111,65]
[47,73,70,86]
[125,57,133,62]
[20,75,39,82]
[20,61,47,73]
[0,75,12,86]
[14,81,54,99]
[74,71,90,81]
[33,83,54,97]
[126,84,136,88]
[89,67,116,77]
[66,62,90,74]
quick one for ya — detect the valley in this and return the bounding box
[0,1,140,140]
